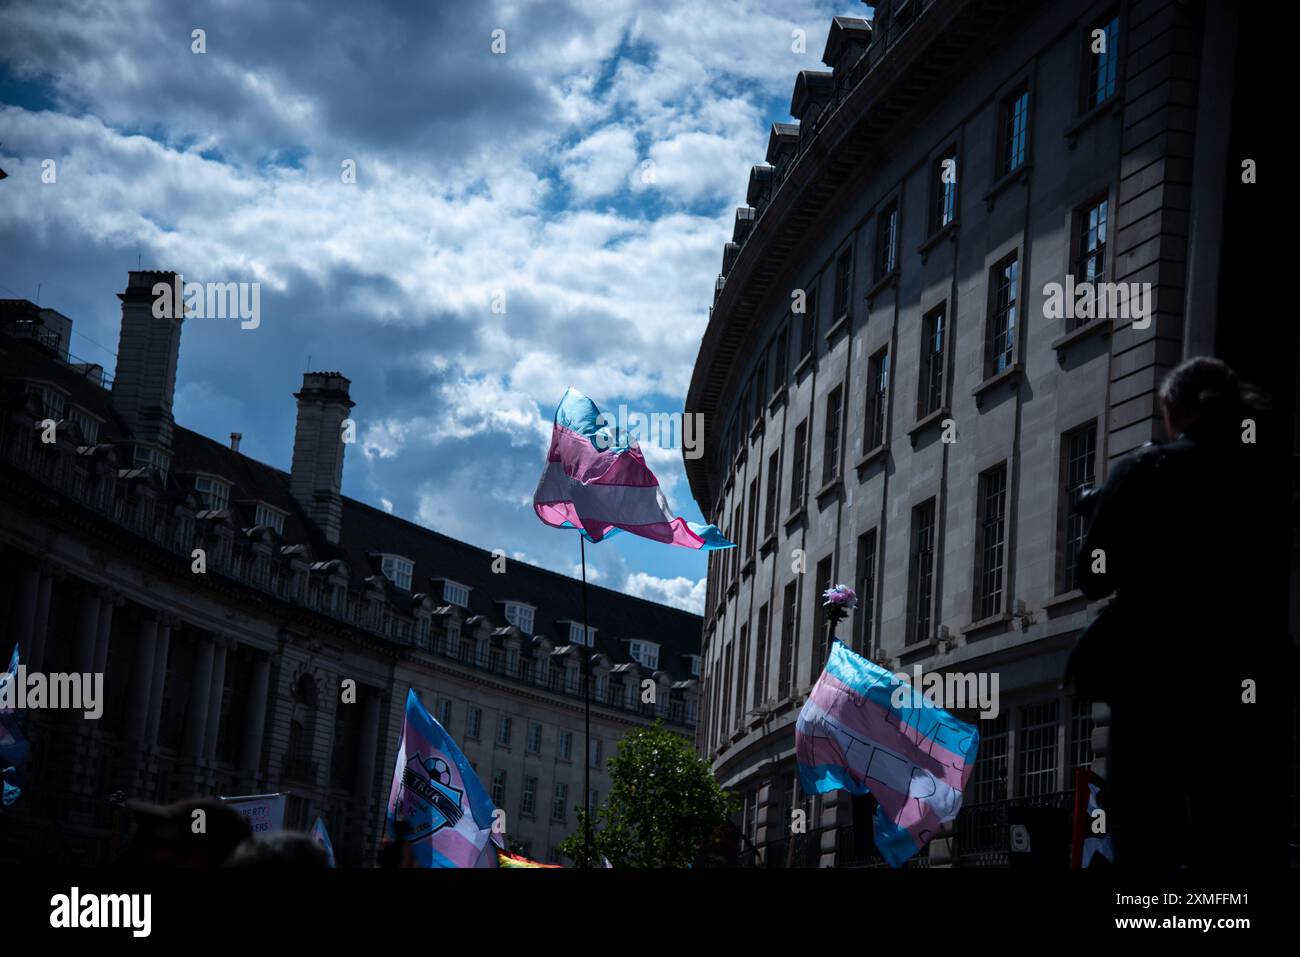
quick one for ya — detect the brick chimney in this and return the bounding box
[290,372,353,544]
[112,270,185,449]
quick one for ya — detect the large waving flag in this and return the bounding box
[796,640,979,867]
[386,688,500,868]
[0,643,29,807]
[533,388,734,549]
[311,816,337,868]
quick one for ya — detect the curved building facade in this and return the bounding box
[686,0,1247,866]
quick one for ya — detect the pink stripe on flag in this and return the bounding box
[549,423,658,488]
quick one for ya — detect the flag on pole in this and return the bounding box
[0,644,29,808]
[386,688,500,868]
[311,816,337,868]
[795,640,979,867]
[533,388,734,549]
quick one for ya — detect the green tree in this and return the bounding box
[558,721,732,868]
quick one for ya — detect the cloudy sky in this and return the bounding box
[0,0,863,612]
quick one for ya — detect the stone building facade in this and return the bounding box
[0,279,702,867]
[686,0,1258,865]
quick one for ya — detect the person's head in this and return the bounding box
[123,798,253,867]
[223,830,331,868]
[1157,357,1267,438]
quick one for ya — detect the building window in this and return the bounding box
[69,408,99,445]
[34,386,65,423]
[526,722,542,754]
[799,286,818,360]
[552,783,569,822]
[864,348,889,451]
[1017,701,1061,798]
[496,715,512,747]
[814,557,834,669]
[1070,699,1094,770]
[975,464,1009,620]
[774,326,790,388]
[735,624,749,724]
[380,554,414,591]
[930,147,958,233]
[832,246,854,322]
[753,359,767,422]
[444,621,461,660]
[588,739,602,769]
[559,730,573,761]
[763,451,780,539]
[1072,196,1109,328]
[133,445,170,479]
[443,579,470,608]
[999,84,1030,176]
[821,386,843,486]
[789,418,808,512]
[778,582,798,700]
[919,308,946,418]
[730,504,742,578]
[492,769,507,807]
[503,603,534,633]
[876,203,898,279]
[567,621,595,647]
[720,641,733,732]
[986,255,1019,377]
[629,640,659,671]
[908,499,938,644]
[1060,422,1098,593]
[255,503,286,535]
[751,603,769,707]
[439,698,452,728]
[1084,11,1120,111]
[521,776,537,817]
[193,475,231,511]
[689,654,701,677]
[466,706,482,739]
[854,530,878,653]
[971,712,1010,804]
[745,477,760,561]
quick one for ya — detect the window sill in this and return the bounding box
[1042,589,1088,613]
[1050,316,1112,358]
[824,313,850,343]
[726,579,738,599]
[794,353,815,378]
[748,417,765,441]
[741,555,756,578]
[815,476,843,502]
[767,384,788,413]
[917,220,959,262]
[972,362,1023,408]
[855,443,888,472]
[961,612,1012,638]
[759,531,777,556]
[1065,94,1124,148]
[783,506,807,531]
[732,446,747,470]
[907,406,950,445]
[899,638,939,660]
[865,270,898,302]
[982,163,1031,210]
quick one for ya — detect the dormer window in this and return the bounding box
[28,384,65,422]
[255,503,286,535]
[69,407,99,445]
[443,579,470,608]
[380,554,414,591]
[629,640,660,671]
[688,655,701,677]
[133,445,170,479]
[503,602,535,634]
[194,475,230,510]
[567,622,595,647]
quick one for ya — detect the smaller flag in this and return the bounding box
[311,816,337,868]
[533,388,734,549]
[796,640,979,867]
[386,688,499,868]
[0,644,29,807]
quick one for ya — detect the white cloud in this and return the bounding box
[624,572,707,613]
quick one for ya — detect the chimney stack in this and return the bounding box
[290,372,353,544]
[230,432,242,453]
[112,270,184,450]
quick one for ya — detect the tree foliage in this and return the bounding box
[558,721,732,868]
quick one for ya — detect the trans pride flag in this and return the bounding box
[533,388,733,549]
[796,640,979,867]
[0,644,28,807]
[311,816,337,868]
[386,689,500,868]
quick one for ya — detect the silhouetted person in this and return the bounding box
[1070,356,1277,867]
[224,831,330,868]
[118,798,252,868]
